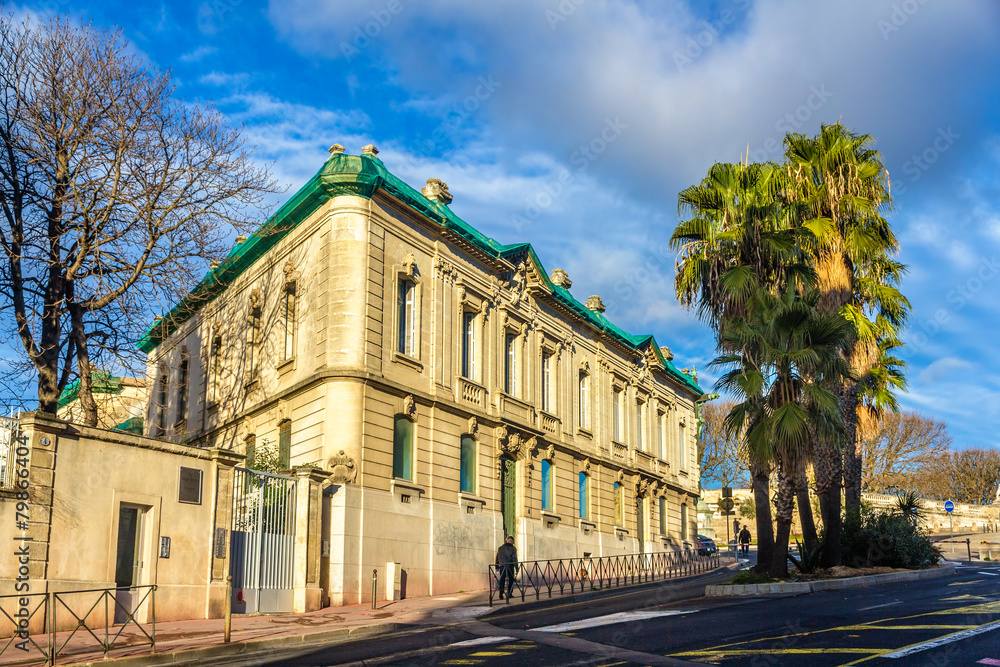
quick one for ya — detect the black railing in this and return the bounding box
[488,549,721,606]
[0,585,156,665]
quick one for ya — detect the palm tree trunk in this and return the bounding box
[795,462,819,554]
[843,379,866,519]
[814,430,843,568]
[770,464,795,578]
[750,459,775,574]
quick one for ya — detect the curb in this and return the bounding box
[71,622,404,667]
[705,562,957,597]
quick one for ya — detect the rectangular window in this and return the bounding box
[614,481,623,526]
[635,401,644,451]
[541,352,552,412]
[247,307,261,379]
[209,335,222,404]
[612,387,622,442]
[282,282,296,361]
[678,421,686,469]
[504,333,518,396]
[541,459,553,511]
[680,503,688,542]
[393,416,413,480]
[461,312,476,380]
[659,496,667,534]
[177,358,189,426]
[460,435,476,494]
[156,373,168,435]
[278,420,291,469]
[397,279,416,356]
[578,472,588,519]
[658,412,666,460]
[579,373,589,430]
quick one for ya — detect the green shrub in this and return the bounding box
[731,572,778,585]
[842,505,940,570]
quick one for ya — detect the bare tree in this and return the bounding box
[915,448,1000,506]
[861,411,951,494]
[698,401,751,489]
[0,14,276,421]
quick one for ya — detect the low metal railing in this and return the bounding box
[0,585,156,665]
[488,549,721,606]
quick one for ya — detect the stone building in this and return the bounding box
[138,144,707,605]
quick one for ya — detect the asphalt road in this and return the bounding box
[244,558,1000,667]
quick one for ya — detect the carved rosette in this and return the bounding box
[328,450,358,484]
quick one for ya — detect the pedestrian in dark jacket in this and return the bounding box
[495,536,517,600]
[738,527,751,557]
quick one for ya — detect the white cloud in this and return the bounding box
[919,357,977,384]
[180,45,218,62]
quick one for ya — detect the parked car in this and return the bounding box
[697,535,718,556]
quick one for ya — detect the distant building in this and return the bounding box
[56,372,146,434]
[138,144,708,604]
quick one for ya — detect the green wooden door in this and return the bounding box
[501,456,516,538]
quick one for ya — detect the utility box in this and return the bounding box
[386,562,402,602]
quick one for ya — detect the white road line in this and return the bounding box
[884,619,1000,659]
[858,600,903,611]
[533,609,699,633]
[978,572,1000,576]
[448,635,517,648]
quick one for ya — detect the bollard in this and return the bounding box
[224,575,233,643]
[372,569,378,610]
[968,539,972,562]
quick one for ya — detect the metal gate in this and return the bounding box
[229,467,296,614]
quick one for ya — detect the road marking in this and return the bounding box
[942,595,986,601]
[534,609,699,633]
[448,636,517,648]
[677,648,881,657]
[882,619,1000,659]
[977,659,1000,665]
[841,624,975,631]
[949,580,985,586]
[980,572,1000,576]
[469,651,514,657]
[858,600,902,611]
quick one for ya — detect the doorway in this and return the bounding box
[500,456,516,539]
[114,504,144,623]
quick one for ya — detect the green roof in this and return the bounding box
[58,371,124,407]
[137,151,703,396]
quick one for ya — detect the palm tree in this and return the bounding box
[713,285,851,577]
[783,123,909,567]
[673,160,800,573]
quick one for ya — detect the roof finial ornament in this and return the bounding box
[421,178,453,205]
[584,295,606,313]
[328,143,345,156]
[361,144,379,157]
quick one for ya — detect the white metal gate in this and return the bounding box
[230,468,297,614]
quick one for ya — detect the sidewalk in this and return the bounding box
[1,563,731,667]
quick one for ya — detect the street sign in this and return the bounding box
[945,500,954,513]
[719,498,735,512]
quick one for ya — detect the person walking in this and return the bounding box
[495,536,518,600]
[738,526,751,558]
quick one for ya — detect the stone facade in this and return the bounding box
[140,147,705,605]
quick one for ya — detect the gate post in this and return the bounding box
[292,466,333,613]
[208,449,243,618]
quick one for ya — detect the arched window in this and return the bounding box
[393,416,414,480]
[614,481,623,526]
[460,434,476,493]
[541,459,553,511]
[578,472,589,519]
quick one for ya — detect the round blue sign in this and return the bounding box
[945,500,954,513]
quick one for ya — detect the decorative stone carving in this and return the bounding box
[276,399,290,423]
[549,268,572,288]
[636,477,652,498]
[509,262,527,306]
[402,253,417,278]
[403,394,416,417]
[328,143,346,156]
[584,295,606,313]
[248,288,261,311]
[328,450,358,484]
[579,360,590,374]
[468,416,478,438]
[580,458,591,475]
[544,444,555,462]
[361,144,379,157]
[616,469,625,484]
[421,178,453,205]
[525,436,538,459]
[283,261,297,280]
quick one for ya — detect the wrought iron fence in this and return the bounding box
[488,549,721,606]
[0,585,156,665]
[0,415,20,489]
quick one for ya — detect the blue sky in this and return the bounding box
[11,0,1000,449]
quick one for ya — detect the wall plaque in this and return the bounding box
[178,467,203,504]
